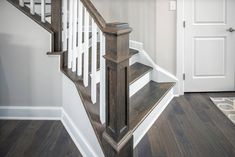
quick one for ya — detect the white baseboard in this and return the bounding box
[61,109,99,157]
[133,89,174,147]
[0,106,62,120]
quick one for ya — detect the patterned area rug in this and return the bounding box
[210,97,235,125]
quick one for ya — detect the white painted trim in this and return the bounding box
[61,109,98,157]
[176,0,185,95]
[130,72,150,97]
[133,89,174,147]
[130,40,178,83]
[0,106,61,120]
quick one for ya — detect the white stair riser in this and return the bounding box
[94,70,151,97]
[130,72,151,97]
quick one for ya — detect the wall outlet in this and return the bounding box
[169,1,176,11]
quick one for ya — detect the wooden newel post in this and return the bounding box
[51,0,62,52]
[103,23,133,157]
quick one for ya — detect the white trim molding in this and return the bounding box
[0,106,62,120]
[130,40,178,95]
[61,109,99,157]
[176,0,185,95]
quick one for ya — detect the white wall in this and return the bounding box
[92,0,176,75]
[156,0,176,75]
[0,0,62,107]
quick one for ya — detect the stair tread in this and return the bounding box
[129,63,153,85]
[129,48,139,56]
[24,2,51,5]
[130,81,175,130]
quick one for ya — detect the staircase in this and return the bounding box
[7,0,176,156]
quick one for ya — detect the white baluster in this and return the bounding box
[77,0,83,76]
[41,0,45,23]
[19,0,24,7]
[68,0,74,69]
[91,19,97,104]
[99,30,106,124]
[83,8,89,86]
[30,0,35,15]
[72,0,78,72]
[62,0,68,51]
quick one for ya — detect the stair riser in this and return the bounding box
[95,70,151,97]
[129,53,138,66]
[129,72,151,97]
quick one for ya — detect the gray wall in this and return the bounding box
[93,0,176,75]
[0,0,62,107]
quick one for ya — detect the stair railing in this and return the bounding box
[62,0,106,122]
[19,0,47,23]
[62,0,133,156]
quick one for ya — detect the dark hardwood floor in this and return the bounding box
[134,93,235,157]
[0,120,82,157]
[1,93,235,157]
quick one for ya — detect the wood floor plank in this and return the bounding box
[0,121,29,157]
[135,93,235,157]
[0,120,82,157]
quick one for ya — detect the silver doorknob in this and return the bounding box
[227,27,235,32]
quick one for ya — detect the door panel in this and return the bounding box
[184,0,235,92]
[194,0,226,24]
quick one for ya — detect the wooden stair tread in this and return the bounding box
[129,63,153,85]
[24,2,51,5]
[130,81,175,130]
[129,49,139,56]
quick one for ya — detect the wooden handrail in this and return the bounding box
[80,0,106,32]
[80,0,132,35]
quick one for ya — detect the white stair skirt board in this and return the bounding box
[0,106,61,120]
[62,75,104,157]
[130,40,179,95]
[129,41,178,82]
[133,88,174,147]
[129,72,151,97]
[61,109,99,157]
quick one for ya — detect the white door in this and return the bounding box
[184,0,235,92]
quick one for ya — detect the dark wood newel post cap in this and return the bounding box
[104,22,132,35]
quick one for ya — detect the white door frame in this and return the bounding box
[176,0,235,95]
[176,0,185,95]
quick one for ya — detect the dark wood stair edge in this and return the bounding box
[129,49,139,56]
[47,48,139,57]
[131,82,176,131]
[24,2,51,5]
[129,63,153,85]
[7,0,53,34]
